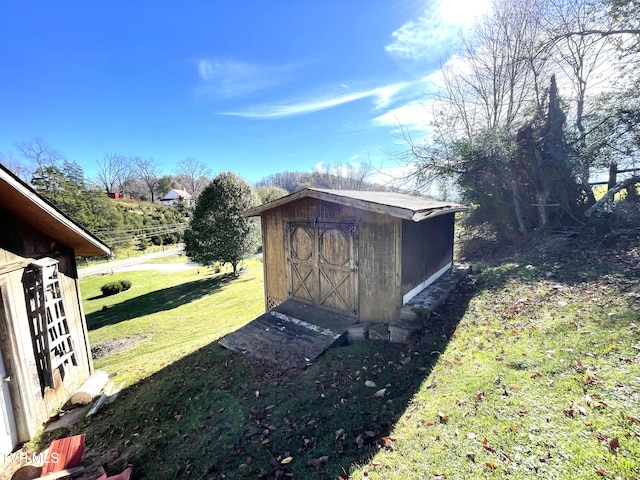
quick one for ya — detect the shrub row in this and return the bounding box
[101,279,132,297]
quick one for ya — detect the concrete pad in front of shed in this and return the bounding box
[218,300,357,370]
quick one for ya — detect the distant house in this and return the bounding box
[245,188,467,324]
[159,188,192,206]
[0,164,110,454]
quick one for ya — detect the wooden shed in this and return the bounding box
[0,164,110,454]
[245,188,467,324]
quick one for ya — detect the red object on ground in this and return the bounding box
[40,434,85,476]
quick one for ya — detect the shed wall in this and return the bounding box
[260,198,401,323]
[400,213,454,297]
[0,209,92,443]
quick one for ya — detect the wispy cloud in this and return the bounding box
[222,83,408,119]
[372,101,431,132]
[371,71,445,132]
[385,0,490,62]
[195,59,297,98]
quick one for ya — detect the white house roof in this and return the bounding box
[0,164,111,257]
[245,188,468,222]
[161,188,192,201]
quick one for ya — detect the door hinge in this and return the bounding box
[350,266,358,273]
[351,309,358,316]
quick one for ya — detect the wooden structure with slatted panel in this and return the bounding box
[28,257,78,386]
[0,163,110,455]
[246,188,467,324]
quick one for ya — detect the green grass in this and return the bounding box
[349,252,640,480]
[81,258,263,385]
[34,243,639,479]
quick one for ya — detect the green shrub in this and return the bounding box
[100,282,123,296]
[120,280,132,291]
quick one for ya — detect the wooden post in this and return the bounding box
[608,162,618,191]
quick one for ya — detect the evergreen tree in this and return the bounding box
[184,172,260,275]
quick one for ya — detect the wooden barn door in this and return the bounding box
[287,222,358,318]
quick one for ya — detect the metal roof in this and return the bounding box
[0,164,111,257]
[245,188,468,222]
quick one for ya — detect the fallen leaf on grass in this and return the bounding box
[574,358,587,371]
[485,462,497,470]
[563,408,576,418]
[369,461,382,467]
[483,445,496,454]
[499,452,513,462]
[585,375,598,385]
[335,429,346,441]
[609,437,619,454]
[438,411,449,422]
[510,385,521,391]
[307,456,329,468]
[596,468,610,476]
[626,415,640,424]
[381,437,396,448]
[585,394,607,409]
[476,391,485,401]
[374,388,387,397]
[281,456,293,465]
[365,380,377,388]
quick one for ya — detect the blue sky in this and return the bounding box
[0,1,486,185]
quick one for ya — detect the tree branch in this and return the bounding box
[584,175,640,217]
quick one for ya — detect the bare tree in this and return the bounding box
[0,150,28,180]
[96,153,132,194]
[312,161,375,190]
[133,156,160,202]
[544,0,622,199]
[175,157,211,197]
[16,137,65,172]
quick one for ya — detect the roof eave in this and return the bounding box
[245,188,468,222]
[1,166,112,257]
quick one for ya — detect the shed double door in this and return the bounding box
[286,221,358,318]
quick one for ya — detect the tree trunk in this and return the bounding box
[584,175,640,217]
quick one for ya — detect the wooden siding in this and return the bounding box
[0,210,91,443]
[358,213,401,323]
[400,214,454,296]
[260,198,402,323]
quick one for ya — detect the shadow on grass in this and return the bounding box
[86,273,237,330]
[49,281,475,479]
[464,233,640,293]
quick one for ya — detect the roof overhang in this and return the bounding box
[0,165,111,257]
[245,188,468,222]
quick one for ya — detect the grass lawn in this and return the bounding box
[33,242,640,479]
[80,258,264,385]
